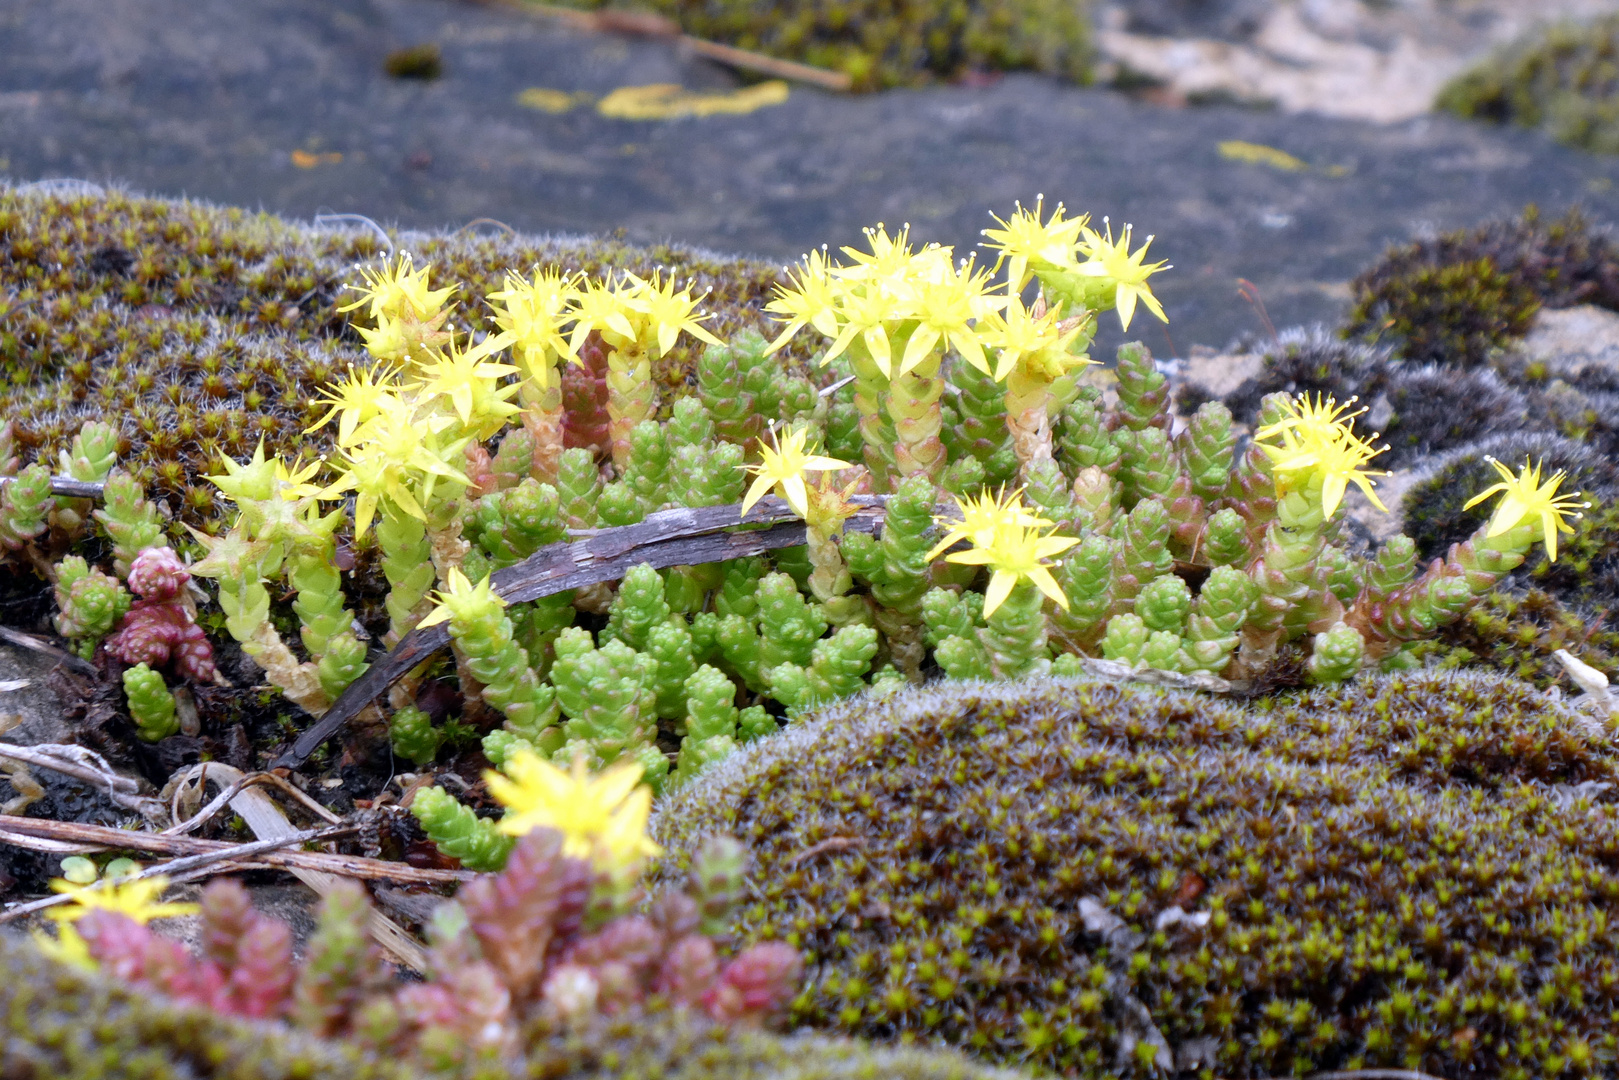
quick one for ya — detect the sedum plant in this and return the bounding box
[0,200,1593,866]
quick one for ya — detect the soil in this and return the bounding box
[2,0,1618,355]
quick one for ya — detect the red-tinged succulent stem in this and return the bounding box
[606,340,655,471]
[886,348,946,484]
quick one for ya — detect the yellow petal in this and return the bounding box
[740,473,776,517]
[944,548,998,566]
[1033,534,1082,560]
[588,760,645,810]
[951,331,988,378]
[687,322,726,348]
[1487,495,1530,537]
[1320,472,1348,521]
[1115,285,1138,331]
[982,570,1017,617]
[1352,473,1388,513]
[1027,565,1070,610]
[821,324,861,367]
[782,475,810,518]
[763,320,804,356]
[863,325,892,378]
[1462,481,1507,511]
[900,325,941,376]
[811,310,842,339]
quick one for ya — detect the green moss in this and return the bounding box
[0,932,1023,1080]
[656,673,1619,1079]
[1439,15,1619,155]
[555,0,1091,90]
[1344,255,1539,368]
[1417,586,1619,689]
[0,186,817,532]
[1343,207,1619,371]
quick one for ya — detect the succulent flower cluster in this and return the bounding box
[104,546,217,683]
[6,194,1589,866]
[38,823,796,1074]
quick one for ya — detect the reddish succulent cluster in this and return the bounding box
[104,546,217,682]
[561,332,613,455]
[73,827,800,1072]
[78,878,294,1019]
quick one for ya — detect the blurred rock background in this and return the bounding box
[0,0,1616,350]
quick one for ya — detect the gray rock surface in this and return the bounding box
[1523,304,1619,380]
[2,0,1617,352]
[1096,0,1619,122]
[0,644,71,748]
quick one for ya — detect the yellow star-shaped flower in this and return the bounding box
[1462,456,1589,562]
[927,488,1053,560]
[319,404,469,536]
[338,253,456,322]
[1256,393,1389,520]
[411,339,523,436]
[739,425,852,520]
[620,270,725,357]
[306,362,405,444]
[46,874,199,927]
[416,566,507,629]
[973,293,1094,383]
[836,223,921,285]
[895,254,1003,377]
[981,198,1088,293]
[764,248,843,355]
[1074,221,1169,331]
[484,267,583,388]
[936,501,1079,617]
[566,276,641,354]
[485,751,661,875]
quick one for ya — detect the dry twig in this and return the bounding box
[484,0,854,90]
[166,763,432,970]
[0,815,471,886]
[0,742,167,823]
[0,823,360,923]
[0,625,97,676]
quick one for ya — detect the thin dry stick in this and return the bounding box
[1307,1073,1450,1080]
[165,771,290,835]
[170,762,430,970]
[0,475,105,500]
[490,0,853,90]
[0,824,357,924]
[255,772,346,825]
[0,625,97,676]
[0,742,167,821]
[0,816,472,885]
